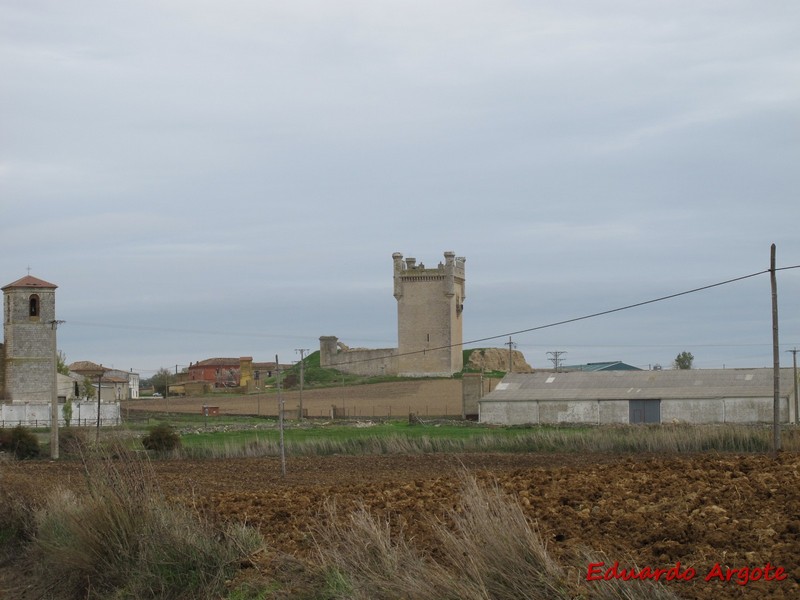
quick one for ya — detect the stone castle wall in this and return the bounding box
[319,336,398,376]
[319,251,465,378]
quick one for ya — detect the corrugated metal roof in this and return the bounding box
[482,369,797,402]
[561,361,642,372]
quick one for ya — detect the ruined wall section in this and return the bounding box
[318,251,465,378]
[319,336,399,377]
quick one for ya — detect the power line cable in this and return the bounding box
[340,267,777,365]
[66,320,316,341]
[466,269,771,346]
[65,263,800,370]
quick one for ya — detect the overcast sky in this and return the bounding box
[2,1,799,377]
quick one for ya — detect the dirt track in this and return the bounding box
[4,451,798,599]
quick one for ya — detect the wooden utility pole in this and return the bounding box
[505,337,516,372]
[49,320,65,459]
[770,244,780,453]
[276,354,286,476]
[787,348,799,425]
[295,348,309,419]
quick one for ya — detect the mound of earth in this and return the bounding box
[467,347,533,372]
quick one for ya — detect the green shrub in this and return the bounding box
[0,426,41,459]
[142,422,181,453]
[282,373,299,388]
[62,398,73,427]
[58,427,88,456]
[31,447,265,600]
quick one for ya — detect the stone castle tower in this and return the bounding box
[393,251,465,376]
[1,276,58,403]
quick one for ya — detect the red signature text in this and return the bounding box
[586,561,695,583]
[586,561,788,587]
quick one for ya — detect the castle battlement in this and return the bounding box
[393,251,465,376]
[392,251,465,300]
[322,251,466,378]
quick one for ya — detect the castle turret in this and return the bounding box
[393,251,466,376]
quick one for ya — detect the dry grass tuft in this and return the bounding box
[311,473,682,600]
[20,444,264,600]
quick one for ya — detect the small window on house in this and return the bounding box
[29,295,40,317]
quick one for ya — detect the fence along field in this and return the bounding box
[126,378,469,419]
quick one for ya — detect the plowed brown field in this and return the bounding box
[3,451,798,599]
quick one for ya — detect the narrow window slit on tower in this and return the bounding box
[29,295,39,317]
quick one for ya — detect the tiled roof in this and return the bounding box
[68,361,106,374]
[189,359,292,369]
[2,275,58,290]
[190,358,242,367]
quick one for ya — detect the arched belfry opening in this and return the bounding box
[29,294,40,318]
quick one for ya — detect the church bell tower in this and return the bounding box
[2,275,58,403]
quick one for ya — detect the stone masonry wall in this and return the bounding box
[319,336,398,376]
[394,252,465,376]
[3,287,56,404]
[0,343,5,399]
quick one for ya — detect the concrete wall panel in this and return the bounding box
[539,400,598,424]
[1,401,121,428]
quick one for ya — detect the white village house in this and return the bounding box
[479,368,798,426]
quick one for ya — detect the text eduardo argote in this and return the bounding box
[586,561,787,587]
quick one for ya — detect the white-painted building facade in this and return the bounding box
[479,369,798,425]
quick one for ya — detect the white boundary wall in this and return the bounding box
[0,401,121,428]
